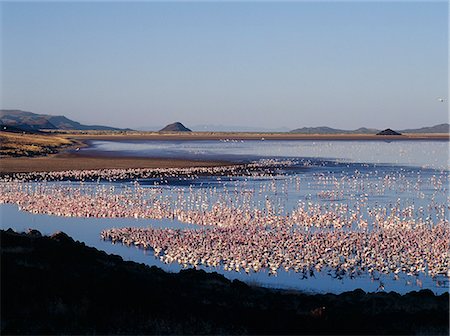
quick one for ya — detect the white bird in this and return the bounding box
[437,97,446,102]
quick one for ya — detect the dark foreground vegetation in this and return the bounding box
[2,229,448,335]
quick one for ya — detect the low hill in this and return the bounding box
[0,110,127,131]
[159,122,192,132]
[400,123,449,134]
[290,124,449,134]
[0,110,56,130]
[1,123,45,134]
[289,126,378,134]
[353,127,380,134]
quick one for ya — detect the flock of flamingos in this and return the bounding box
[1,160,449,289]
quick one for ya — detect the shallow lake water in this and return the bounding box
[1,140,449,294]
[84,139,449,170]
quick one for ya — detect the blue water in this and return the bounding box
[1,202,446,294]
[83,139,450,170]
[0,203,190,272]
[1,140,449,294]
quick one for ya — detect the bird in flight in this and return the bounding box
[437,97,446,102]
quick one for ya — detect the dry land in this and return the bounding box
[2,229,448,335]
[0,131,74,157]
[0,154,229,173]
[1,130,448,174]
[0,131,232,173]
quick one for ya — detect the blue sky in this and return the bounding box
[1,1,448,130]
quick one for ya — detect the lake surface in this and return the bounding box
[84,139,449,170]
[1,140,449,294]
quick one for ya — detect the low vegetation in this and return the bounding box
[0,131,74,157]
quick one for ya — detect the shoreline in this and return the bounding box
[1,131,448,174]
[0,131,235,173]
[67,132,450,141]
[0,153,233,173]
[2,228,448,335]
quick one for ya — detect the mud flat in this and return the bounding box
[0,153,231,173]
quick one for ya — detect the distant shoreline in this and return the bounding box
[67,132,450,141]
[1,131,448,174]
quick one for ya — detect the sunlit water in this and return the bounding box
[84,139,449,170]
[1,140,449,294]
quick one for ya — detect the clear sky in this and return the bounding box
[1,1,448,130]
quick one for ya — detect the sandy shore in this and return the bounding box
[0,153,231,174]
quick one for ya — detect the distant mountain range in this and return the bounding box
[289,126,378,134]
[190,125,291,132]
[0,110,128,131]
[1,110,447,134]
[399,124,450,134]
[290,124,449,134]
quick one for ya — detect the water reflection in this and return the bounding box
[84,140,450,170]
[2,203,447,295]
[2,140,449,295]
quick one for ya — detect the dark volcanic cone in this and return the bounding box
[159,122,192,132]
[376,128,402,135]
